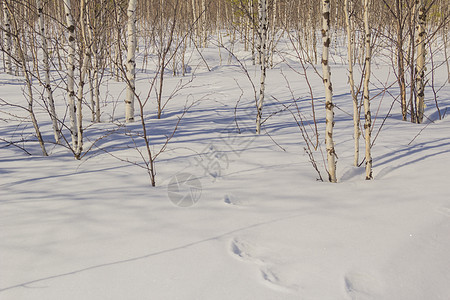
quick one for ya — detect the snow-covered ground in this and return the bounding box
[1,37,449,299]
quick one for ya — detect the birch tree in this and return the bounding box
[415,0,426,123]
[4,0,47,156]
[191,0,201,46]
[363,0,372,180]
[395,0,408,121]
[269,0,276,67]
[321,0,337,182]
[37,0,59,143]
[408,0,417,123]
[72,0,93,158]
[201,0,207,47]
[344,0,359,166]
[255,0,267,134]
[125,0,137,123]
[63,0,77,150]
[2,0,12,75]
[87,0,103,123]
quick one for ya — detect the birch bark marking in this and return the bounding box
[322,0,337,183]
[416,0,426,123]
[63,0,78,149]
[409,0,418,123]
[256,0,263,65]
[344,0,359,167]
[363,0,373,180]
[126,0,137,123]
[37,0,59,143]
[86,2,101,123]
[74,0,92,157]
[256,0,268,134]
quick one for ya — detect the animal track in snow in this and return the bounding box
[223,194,246,206]
[229,238,295,293]
[344,271,383,300]
[230,238,263,264]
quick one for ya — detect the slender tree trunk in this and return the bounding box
[409,0,418,123]
[312,9,318,65]
[157,0,164,118]
[74,0,92,158]
[345,0,360,167]
[201,0,207,47]
[416,0,426,123]
[93,45,101,123]
[2,0,12,75]
[5,1,47,156]
[250,0,256,65]
[363,0,373,180]
[191,0,199,43]
[114,4,123,82]
[12,0,20,76]
[256,0,268,134]
[269,0,277,67]
[322,0,337,183]
[444,22,450,84]
[257,0,263,65]
[125,0,137,123]
[87,5,101,123]
[395,0,408,121]
[245,0,250,51]
[63,0,78,150]
[37,0,59,143]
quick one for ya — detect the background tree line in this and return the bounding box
[0,0,448,184]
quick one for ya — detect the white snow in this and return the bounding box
[1,37,449,300]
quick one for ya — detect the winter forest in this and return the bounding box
[1,0,450,299]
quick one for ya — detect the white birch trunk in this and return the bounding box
[257,0,262,65]
[201,0,207,47]
[191,0,199,44]
[74,0,91,157]
[37,0,59,143]
[269,0,277,68]
[125,0,137,123]
[256,0,268,134]
[416,0,426,123]
[395,0,407,121]
[87,15,101,123]
[245,0,250,52]
[363,0,373,180]
[250,0,256,65]
[2,0,12,75]
[409,0,418,123]
[76,53,89,157]
[63,0,77,150]
[345,0,359,167]
[322,0,337,183]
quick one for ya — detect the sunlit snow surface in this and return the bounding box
[1,37,449,299]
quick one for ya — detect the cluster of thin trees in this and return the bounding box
[0,0,448,185]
